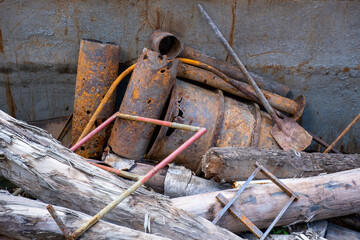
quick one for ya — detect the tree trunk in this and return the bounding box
[0,110,241,240]
[202,147,360,182]
[0,192,171,240]
[171,168,360,234]
[104,153,229,197]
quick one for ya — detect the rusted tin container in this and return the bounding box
[72,39,120,159]
[147,80,280,172]
[108,48,178,160]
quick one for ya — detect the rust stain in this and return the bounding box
[343,67,350,73]
[0,29,4,54]
[225,0,237,62]
[5,75,16,117]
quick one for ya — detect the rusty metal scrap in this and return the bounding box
[177,62,305,120]
[148,30,183,59]
[147,80,280,173]
[108,48,179,160]
[71,39,120,159]
[198,4,312,151]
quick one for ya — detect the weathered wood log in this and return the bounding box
[202,147,360,182]
[0,192,170,240]
[104,153,229,197]
[0,110,241,240]
[171,168,360,234]
[326,223,360,240]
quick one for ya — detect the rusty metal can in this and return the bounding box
[108,48,179,160]
[72,39,120,159]
[147,80,280,172]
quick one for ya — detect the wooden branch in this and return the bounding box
[172,168,360,234]
[0,110,241,240]
[0,192,170,240]
[201,147,360,182]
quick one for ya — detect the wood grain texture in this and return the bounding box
[0,110,241,240]
[172,168,360,234]
[0,192,170,240]
[202,147,360,182]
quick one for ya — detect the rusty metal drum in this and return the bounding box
[72,39,120,159]
[147,80,280,172]
[108,48,179,160]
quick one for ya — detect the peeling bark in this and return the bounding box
[0,192,170,240]
[202,147,360,182]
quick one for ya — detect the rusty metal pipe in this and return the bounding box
[108,49,179,160]
[71,39,120,159]
[88,162,141,181]
[182,47,290,97]
[148,30,290,97]
[148,30,183,59]
[177,62,305,120]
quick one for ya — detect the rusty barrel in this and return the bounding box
[108,48,179,160]
[147,80,280,173]
[72,39,120,159]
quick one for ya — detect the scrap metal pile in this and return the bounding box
[0,5,360,240]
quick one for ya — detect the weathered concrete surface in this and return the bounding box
[0,0,359,153]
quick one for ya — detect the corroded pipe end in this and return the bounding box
[292,95,306,121]
[148,30,183,59]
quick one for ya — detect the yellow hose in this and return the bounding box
[75,64,136,144]
[75,58,231,146]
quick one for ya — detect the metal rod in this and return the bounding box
[75,64,136,144]
[46,205,72,240]
[12,188,23,196]
[212,166,261,224]
[260,195,296,240]
[216,193,264,238]
[324,113,360,153]
[71,114,117,151]
[88,162,142,181]
[309,132,340,154]
[71,112,203,152]
[198,4,281,127]
[71,127,207,239]
[256,162,299,200]
[56,114,73,141]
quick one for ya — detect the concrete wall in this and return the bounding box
[0,0,359,153]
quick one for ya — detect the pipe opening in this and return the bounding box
[158,36,182,58]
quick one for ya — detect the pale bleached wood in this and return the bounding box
[0,110,241,240]
[172,168,360,234]
[0,192,170,240]
[202,147,360,182]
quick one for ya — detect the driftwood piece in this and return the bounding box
[326,222,360,240]
[202,147,360,182]
[172,168,360,234]
[0,110,241,240]
[105,153,228,197]
[0,192,170,240]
